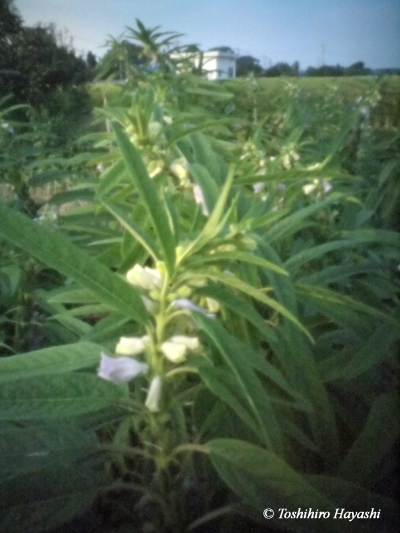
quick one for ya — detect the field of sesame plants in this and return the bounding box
[0,33,399,533]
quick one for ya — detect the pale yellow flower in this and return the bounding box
[126,265,162,291]
[115,336,147,356]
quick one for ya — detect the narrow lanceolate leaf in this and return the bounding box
[95,158,128,199]
[207,439,337,533]
[340,228,400,249]
[296,284,400,328]
[102,201,160,262]
[0,199,148,325]
[186,250,288,275]
[0,374,129,419]
[0,342,103,382]
[265,195,346,244]
[193,313,284,454]
[200,270,312,341]
[0,421,99,476]
[337,392,400,488]
[111,122,176,273]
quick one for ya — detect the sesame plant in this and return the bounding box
[0,24,399,533]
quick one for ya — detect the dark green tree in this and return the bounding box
[236,55,263,77]
[0,24,89,106]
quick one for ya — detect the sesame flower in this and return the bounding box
[161,335,201,363]
[126,264,162,291]
[98,353,148,384]
[115,336,149,356]
[172,298,215,318]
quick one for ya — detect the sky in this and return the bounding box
[16,0,400,69]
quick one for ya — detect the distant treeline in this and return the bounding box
[236,57,400,77]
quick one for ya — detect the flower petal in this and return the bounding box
[161,341,188,363]
[172,298,215,318]
[169,335,200,351]
[116,336,146,356]
[98,353,148,384]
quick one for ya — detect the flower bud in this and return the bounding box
[176,285,192,298]
[148,121,162,139]
[145,376,162,412]
[205,297,220,313]
[193,184,209,216]
[170,158,188,181]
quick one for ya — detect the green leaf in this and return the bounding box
[284,240,355,272]
[0,342,103,382]
[186,250,288,276]
[0,199,148,325]
[28,170,71,187]
[265,195,344,244]
[202,271,312,341]
[340,229,400,249]
[198,283,278,347]
[296,284,399,329]
[0,374,128,419]
[337,393,400,488]
[199,367,262,441]
[194,314,284,453]
[207,439,337,533]
[102,201,160,262]
[0,454,104,533]
[319,321,399,382]
[95,158,128,199]
[305,474,399,533]
[0,421,99,477]
[111,122,176,273]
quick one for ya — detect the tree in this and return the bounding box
[345,61,371,76]
[0,0,22,39]
[236,56,263,77]
[0,23,89,106]
[264,62,295,77]
[305,64,344,77]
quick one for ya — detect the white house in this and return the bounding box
[172,49,238,80]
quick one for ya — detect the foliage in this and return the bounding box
[0,21,399,533]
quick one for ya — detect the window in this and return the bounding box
[228,67,234,78]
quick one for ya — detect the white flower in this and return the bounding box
[98,353,148,384]
[170,158,188,181]
[169,335,200,351]
[193,184,209,216]
[115,336,148,356]
[126,264,162,291]
[145,376,162,412]
[172,298,215,318]
[161,341,188,363]
[253,182,264,194]
[303,183,317,195]
[282,153,291,170]
[323,182,332,193]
